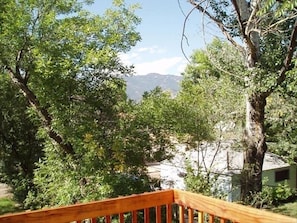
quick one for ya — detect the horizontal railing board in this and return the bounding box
[173,189,297,223]
[0,190,174,223]
[1,189,296,223]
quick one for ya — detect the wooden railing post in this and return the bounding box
[156,206,162,223]
[105,215,111,223]
[220,218,227,223]
[179,205,185,223]
[132,210,137,223]
[166,204,172,223]
[209,214,215,223]
[144,208,150,223]
[119,213,124,223]
[188,208,194,223]
[198,211,203,223]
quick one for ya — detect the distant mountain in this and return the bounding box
[124,73,183,101]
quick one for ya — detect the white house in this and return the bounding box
[159,141,296,201]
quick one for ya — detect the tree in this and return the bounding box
[0,74,44,205]
[181,42,245,198]
[187,0,297,200]
[141,87,213,146]
[265,91,297,163]
[0,0,140,156]
[182,39,245,141]
[0,0,156,208]
[26,85,212,209]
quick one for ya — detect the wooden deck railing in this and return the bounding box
[0,189,296,223]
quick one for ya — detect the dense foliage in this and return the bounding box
[182,39,245,141]
[0,0,213,209]
[181,39,245,198]
[0,0,177,209]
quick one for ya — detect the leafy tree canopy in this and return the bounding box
[0,0,161,209]
[182,39,245,140]
[0,0,141,154]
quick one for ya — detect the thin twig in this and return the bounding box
[262,14,297,36]
[180,6,196,63]
[265,19,297,97]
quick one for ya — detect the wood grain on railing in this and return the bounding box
[174,189,297,223]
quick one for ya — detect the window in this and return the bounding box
[275,169,290,182]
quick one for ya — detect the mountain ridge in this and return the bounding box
[124,73,183,101]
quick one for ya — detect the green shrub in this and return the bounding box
[249,179,296,208]
[0,198,20,215]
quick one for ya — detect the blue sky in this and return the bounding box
[89,0,215,76]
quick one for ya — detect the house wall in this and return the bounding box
[263,165,297,188]
[160,161,236,201]
[230,165,297,202]
[160,162,297,202]
[216,175,233,202]
[231,174,241,201]
[160,162,185,189]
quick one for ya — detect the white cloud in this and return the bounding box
[119,46,188,75]
[177,60,188,74]
[119,52,138,64]
[134,57,185,75]
[136,46,165,54]
[119,46,166,63]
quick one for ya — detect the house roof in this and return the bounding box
[161,142,290,175]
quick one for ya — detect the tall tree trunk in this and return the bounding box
[241,93,267,201]
[236,0,266,201]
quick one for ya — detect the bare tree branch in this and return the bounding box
[245,0,261,36]
[189,0,245,54]
[180,6,196,63]
[262,14,297,35]
[231,0,260,66]
[4,64,75,156]
[265,19,297,97]
[231,0,246,36]
[177,0,187,17]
